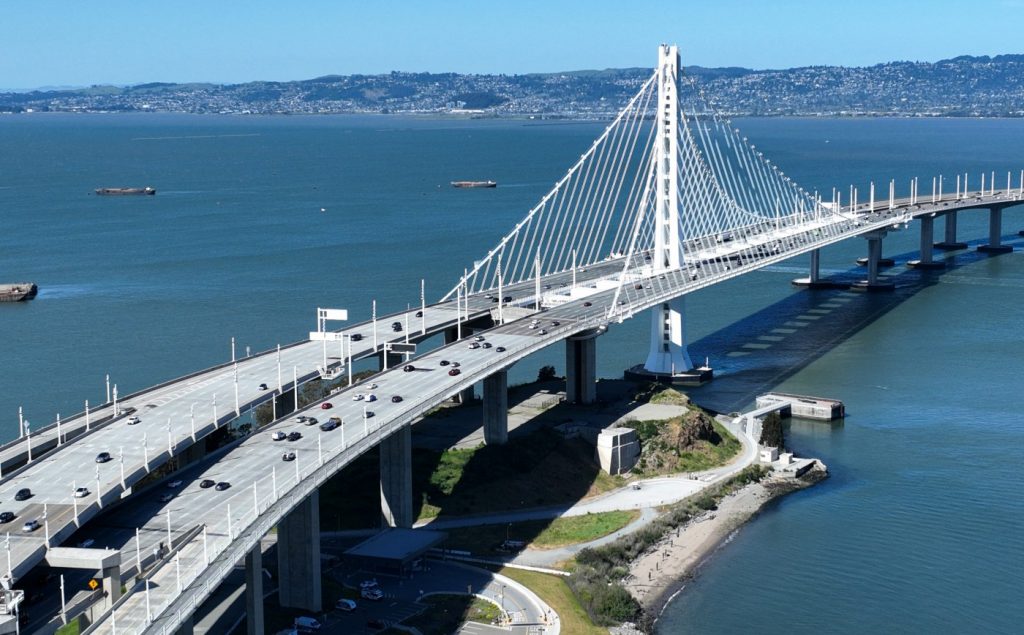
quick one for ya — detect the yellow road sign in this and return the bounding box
[88,579,99,591]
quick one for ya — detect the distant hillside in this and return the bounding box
[3,54,1024,117]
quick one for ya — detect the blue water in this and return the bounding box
[2,114,1023,633]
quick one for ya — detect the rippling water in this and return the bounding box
[2,114,1022,633]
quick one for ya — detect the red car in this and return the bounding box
[321,402,332,410]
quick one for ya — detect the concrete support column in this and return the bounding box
[909,215,945,269]
[444,327,474,403]
[101,565,121,609]
[482,370,508,445]
[853,231,894,291]
[978,207,1013,253]
[566,336,597,405]
[808,248,820,283]
[377,350,403,371]
[245,546,264,635]
[278,492,322,612]
[935,210,967,250]
[379,427,413,528]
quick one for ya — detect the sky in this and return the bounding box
[2,0,1023,89]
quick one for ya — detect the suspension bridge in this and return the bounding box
[1,45,1021,634]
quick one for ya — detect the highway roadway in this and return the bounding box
[8,187,1021,633]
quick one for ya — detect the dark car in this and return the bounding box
[320,402,333,410]
[403,364,415,372]
[95,452,112,463]
[391,321,402,331]
[282,452,296,462]
[451,361,461,368]
[415,310,423,317]
[14,489,31,502]
[288,431,302,441]
[0,512,15,524]
[200,479,215,489]
[351,333,363,342]
[391,395,403,403]
[319,420,339,432]
[448,368,461,376]
[496,346,506,352]
[503,296,512,303]
[258,383,268,391]
[584,301,593,307]
[215,482,231,491]
[481,342,492,349]
[365,411,375,418]
[439,360,450,366]
[551,321,560,326]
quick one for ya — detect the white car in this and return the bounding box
[272,431,287,441]
[74,487,90,498]
[467,342,480,349]
[335,598,357,612]
[361,587,383,601]
[369,383,378,390]
[352,393,365,401]
[127,416,141,425]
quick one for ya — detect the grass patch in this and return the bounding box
[649,387,690,405]
[55,619,81,635]
[400,594,500,634]
[626,415,741,476]
[498,568,607,635]
[443,510,640,555]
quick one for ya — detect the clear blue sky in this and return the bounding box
[3,0,1022,88]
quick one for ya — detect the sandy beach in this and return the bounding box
[624,467,827,615]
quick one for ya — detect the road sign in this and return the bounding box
[385,343,417,354]
[88,579,100,591]
[319,308,349,321]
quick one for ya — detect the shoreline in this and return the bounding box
[622,464,829,629]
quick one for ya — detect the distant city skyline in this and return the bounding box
[3,0,1022,89]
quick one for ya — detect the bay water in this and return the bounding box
[1,113,1022,633]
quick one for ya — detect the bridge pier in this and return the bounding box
[379,427,413,528]
[852,231,895,291]
[445,327,474,403]
[908,215,946,269]
[566,334,598,404]
[978,207,1013,253]
[277,492,322,612]
[245,545,264,635]
[482,370,508,444]
[792,248,846,288]
[625,298,712,386]
[935,210,968,250]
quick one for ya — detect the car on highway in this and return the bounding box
[95,452,112,463]
[369,383,378,389]
[391,395,403,403]
[336,598,357,612]
[481,342,492,349]
[584,301,593,307]
[22,519,40,533]
[288,431,302,441]
[448,368,461,376]
[495,346,506,352]
[258,383,268,391]
[403,365,415,372]
[272,431,287,441]
[14,489,31,501]
[351,333,362,341]
[352,393,365,401]
[366,394,377,402]
[74,487,90,498]
[474,335,485,341]
[551,321,560,326]
[168,480,183,488]
[503,296,512,303]
[365,411,375,418]
[439,359,450,366]
[215,482,231,491]
[0,512,15,524]
[467,342,480,349]
[451,361,460,367]
[296,415,308,423]
[539,329,548,335]
[200,480,216,489]
[319,420,339,432]
[359,579,379,589]
[320,402,333,410]
[127,416,141,425]
[282,452,296,462]
[304,417,319,426]
[415,310,423,317]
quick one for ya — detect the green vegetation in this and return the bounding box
[498,568,608,635]
[632,382,689,405]
[55,619,82,635]
[443,510,639,555]
[760,411,785,450]
[569,464,769,627]
[626,412,741,475]
[318,427,623,529]
[400,594,500,633]
[537,365,558,382]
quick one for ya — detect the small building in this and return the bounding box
[759,447,779,463]
[595,427,640,475]
[343,528,447,577]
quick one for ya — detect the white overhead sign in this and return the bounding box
[319,308,349,321]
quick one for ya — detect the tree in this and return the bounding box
[537,365,557,382]
[759,411,785,450]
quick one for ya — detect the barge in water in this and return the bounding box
[95,187,156,196]
[0,283,38,302]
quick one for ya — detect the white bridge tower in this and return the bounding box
[642,44,696,376]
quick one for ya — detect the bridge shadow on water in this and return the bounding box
[685,235,1023,414]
